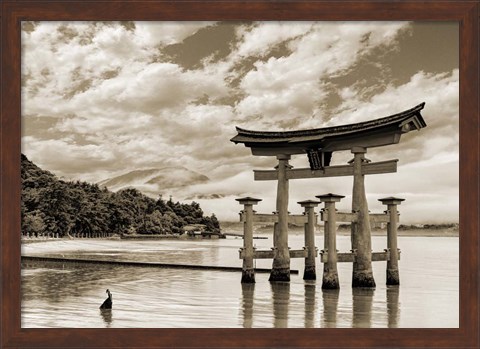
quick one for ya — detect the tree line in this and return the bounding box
[21,154,220,238]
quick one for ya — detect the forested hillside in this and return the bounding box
[21,154,220,237]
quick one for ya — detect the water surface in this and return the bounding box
[22,234,458,328]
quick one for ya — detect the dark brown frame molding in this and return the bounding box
[1,1,478,348]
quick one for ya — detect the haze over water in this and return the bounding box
[21,233,458,328]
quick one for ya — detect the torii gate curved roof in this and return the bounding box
[231,103,426,156]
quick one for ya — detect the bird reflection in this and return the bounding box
[352,288,375,328]
[271,282,290,328]
[321,288,339,327]
[241,283,255,328]
[100,309,112,327]
[387,285,400,327]
[304,282,316,328]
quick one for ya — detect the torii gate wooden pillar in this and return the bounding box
[351,147,375,287]
[270,154,292,281]
[231,103,427,286]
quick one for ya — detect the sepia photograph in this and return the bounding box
[20,20,459,329]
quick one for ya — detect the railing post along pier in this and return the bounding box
[270,154,292,282]
[379,197,404,285]
[351,147,376,288]
[316,193,344,289]
[298,200,320,280]
[236,197,262,283]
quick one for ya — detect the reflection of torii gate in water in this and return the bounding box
[231,102,427,288]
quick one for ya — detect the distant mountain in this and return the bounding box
[185,193,226,200]
[98,166,210,193]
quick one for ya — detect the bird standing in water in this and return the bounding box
[100,289,112,309]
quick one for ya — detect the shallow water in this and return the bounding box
[21,233,458,328]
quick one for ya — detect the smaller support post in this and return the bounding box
[379,197,405,285]
[236,197,262,283]
[316,193,345,289]
[298,200,321,280]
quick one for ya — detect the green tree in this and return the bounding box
[23,210,46,237]
[144,210,165,234]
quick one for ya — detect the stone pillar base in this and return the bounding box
[386,269,400,285]
[303,265,316,280]
[241,269,255,283]
[269,268,290,282]
[352,270,376,288]
[322,271,340,289]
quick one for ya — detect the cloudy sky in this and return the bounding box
[21,21,459,223]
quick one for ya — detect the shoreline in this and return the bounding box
[21,230,458,244]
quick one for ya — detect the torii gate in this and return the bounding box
[231,103,427,287]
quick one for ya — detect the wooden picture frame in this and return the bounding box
[1,0,478,347]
